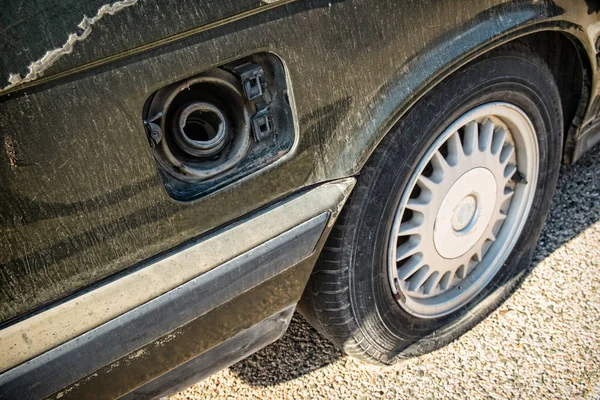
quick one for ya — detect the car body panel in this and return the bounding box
[0,178,354,373]
[0,178,354,399]
[1,0,598,325]
[0,0,290,92]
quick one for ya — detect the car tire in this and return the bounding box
[298,42,563,365]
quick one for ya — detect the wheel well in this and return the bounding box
[516,31,591,163]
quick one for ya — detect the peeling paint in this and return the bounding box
[4,135,17,168]
[105,361,120,373]
[154,332,181,347]
[127,348,148,360]
[325,178,357,227]
[3,0,139,91]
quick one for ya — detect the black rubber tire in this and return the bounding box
[298,42,563,365]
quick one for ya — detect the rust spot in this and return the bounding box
[21,332,32,346]
[4,135,17,168]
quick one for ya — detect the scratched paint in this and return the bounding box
[0,0,598,327]
[3,0,139,91]
[0,0,287,93]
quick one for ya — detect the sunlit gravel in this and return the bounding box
[173,147,600,400]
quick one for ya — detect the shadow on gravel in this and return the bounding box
[229,145,599,387]
[228,312,345,386]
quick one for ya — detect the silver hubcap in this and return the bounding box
[388,102,539,318]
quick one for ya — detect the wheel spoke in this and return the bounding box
[504,163,517,179]
[431,151,450,175]
[503,187,515,201]
[395,239,420,261]
[499,142,515,164]
[465,258,478,276]
[463,121,478,155]
[407,265,430,292]
[417,175,437,191]
[422,271,442,295]
[491,127,507,155]
[439,271,453,291]
[406,199,428,213]
[398,218,423,236]
[446,131,463,165]
[479,119,494,152]
[397,254,424,280]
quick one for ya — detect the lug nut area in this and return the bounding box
[452,194,478,233]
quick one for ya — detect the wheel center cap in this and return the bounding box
[452,195,478,232]
[434,168,497,259]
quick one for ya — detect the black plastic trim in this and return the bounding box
[573,118,600,162]
[121,305,296,400]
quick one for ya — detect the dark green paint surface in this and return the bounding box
[0,0,598,323]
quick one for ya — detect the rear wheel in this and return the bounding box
[299,43,563,365]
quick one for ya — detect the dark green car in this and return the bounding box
[1,0,598,398]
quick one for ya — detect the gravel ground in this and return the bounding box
[173,146,600,400]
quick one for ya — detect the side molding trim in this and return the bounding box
[0,212,329,400]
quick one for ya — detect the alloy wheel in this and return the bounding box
[388,102,539,318]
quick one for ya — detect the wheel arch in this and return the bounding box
[519,31,592,164]
[351,24,595,175]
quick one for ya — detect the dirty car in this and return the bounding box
[1,0,599,398]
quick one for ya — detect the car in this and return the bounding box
[0,0,598,398]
